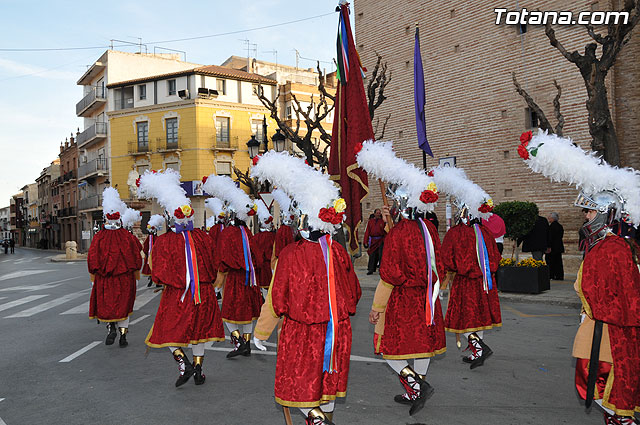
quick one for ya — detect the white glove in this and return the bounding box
[253,336,267,351]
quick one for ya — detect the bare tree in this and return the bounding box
[367,53,392,140]
[543,2,640,165]
[512,73,565,136]
[232,166,261,197]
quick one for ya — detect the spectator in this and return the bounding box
[546,212,565,280]
[9,238,15,254]
[363,208,387,275]
[3,239,8,254]
[482,213,506,255]
[520,215,549,261]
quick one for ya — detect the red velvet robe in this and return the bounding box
[218,225,263,324]
[441,223,502,333]
[145,229,224,347]
[141,234,154,276]
[273,225,296,259]
[271,237,361,407]
[363,217,386,255]
[376,219,446,359]
[88,228,142,322]
[207,223,225,266]
[251,230,276,288]
[575,235,640,416]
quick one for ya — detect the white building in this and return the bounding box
[0,206,10,240]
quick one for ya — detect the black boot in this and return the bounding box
[173,348,195,387]
[305,407,336,425]
[396,366,434,416]
[118,327,128,347]
[146,277,153,287]
[243,333,252,356]
[193,356,206,385]
[226,330,249,358]
[463,333,492,369]
[105,323,117,345]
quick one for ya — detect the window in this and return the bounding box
[450,9,456,18]
[518,23,528,34]
[285,105,292,119]
[454,44,460,53]
[166,118,178,148]
[165,162,179,172]
[525,108,539,129]
[137,164,149,175]
[168,79,176,96]
[137,122,149,152]
[215,117,230,147]
[252,83,261,96]
[216,162,232,176]
[216,79,226,95]
[252,119,264,143]
[139,84,146,100]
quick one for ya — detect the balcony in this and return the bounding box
[63,170,76,183]
[76,122,107,149]
[128,140,152,156]
[76,86,106,117]
[156,137,182,153]
[78,158,108,180]
[78,194,102,211]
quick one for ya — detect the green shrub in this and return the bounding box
[493,201,538,241]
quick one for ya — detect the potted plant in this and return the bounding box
[496,258,551,293]
[493,201,550,293]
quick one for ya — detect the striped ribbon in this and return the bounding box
[473,224,493,293]
[181,231,201,304]
[417,219,440,325]
[148,234,153,270]
[319,235,338,374]
[240,226,257,287]
[336,8,350,85]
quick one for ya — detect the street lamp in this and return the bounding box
[247,135,260,158]
[262,116,268,152]
[271,129,286,153]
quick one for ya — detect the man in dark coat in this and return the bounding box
[520,215,549,260]
[545,212,564,280]
[363,208,387,275]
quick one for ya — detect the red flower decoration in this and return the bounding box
[135,177,140,187]
[517,144,530,160]
[202,175,208,184]
[252,155,261,166]
[354,142,363,155]
[290,215,295,220]
[318,207,345,225]
[247,208,257,216]
[419,190,439,204]
[106,212,120,220]
[478,203,494,213]
[174,207,185,219]
[265,216,273,224]
[520,131,532,146]
[427,170,434,177]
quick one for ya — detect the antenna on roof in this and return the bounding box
[240,39,257,73]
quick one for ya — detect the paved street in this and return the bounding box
[0,248,606,425]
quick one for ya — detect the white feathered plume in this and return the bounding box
[272,188,292,214]
[137,169,193,221]
[147,214,164,232]
[201,174,256,222]
[102,187,127,218]
[205,216,216,230]
[520,129,640,225]
[431,166,493,219]
[205,197,225,218]
[121,208,141,229]
[356,140,437,212]
[251,151,341,234]
[256,199,272,225]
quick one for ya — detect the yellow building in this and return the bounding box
[107,65,278,228]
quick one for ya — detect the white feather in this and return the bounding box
[251,151,339,233]
[137,169,190,215]
[272,188,291,213]
[524,129,640,225]
[205,216,216,230]
[147,214,164,231]
[204,197,225,218]
[356,140,436,212]
[201,174,255,222]
[121,208,141,228]
[431,166,492,219]
[102,187,127,217]
[256,199,272,224]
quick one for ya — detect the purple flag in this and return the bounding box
[414,27,433,157]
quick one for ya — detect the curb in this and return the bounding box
[497,292,582,309]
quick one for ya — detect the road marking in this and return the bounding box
[0,416,6,425]
[0,269,54,281]
[129,314,150,326]
[133,290,160,310]
[5,292,84,318]
[0,398,4,401]
[503,305,575,318]
[60,301,89,315]
[0,295,48,312]
[0,276,84,292]
[59,341,101,363]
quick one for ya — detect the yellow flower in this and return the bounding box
[486,198,494,207]
[251,204,258,212]
[427,182,438,193]
[333,198,346,213]
[181,205,193,217]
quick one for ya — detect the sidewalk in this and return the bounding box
[355,268,582,309]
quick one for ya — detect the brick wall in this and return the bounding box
[353,0,638,252]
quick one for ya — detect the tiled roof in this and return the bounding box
[107,65,277,88]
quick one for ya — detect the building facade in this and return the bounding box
[56,137,79,249]
[35,159,60,249]
[0,206,10,241]
[353,0,640,249]
[10,193,24,245]
[21,183,38,247]
[107,65,279,229]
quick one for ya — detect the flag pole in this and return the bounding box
[378,179,394,229]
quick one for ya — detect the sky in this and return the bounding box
[0,0,348,208]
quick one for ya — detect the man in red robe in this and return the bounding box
[441,216,501,369]
[363,208,387,275]
[251,223,276,293]
[142,215,163,287]
[88,190,142,348]
[271,220,297,270]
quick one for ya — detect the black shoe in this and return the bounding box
[393,394,413,406]
[119,333,128,348]
[174,352,195,387]
[469,340,493,370]
[146,279,152,288]
[367,271,374,275]
[226,332,250,358]
[105,323,117,345]
[193,364,206,385]
[409,378,434,416]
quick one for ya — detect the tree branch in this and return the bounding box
[552,80,565,136]
[512,73,554,133]
[233,166,260,196]
[366,52,391,120]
